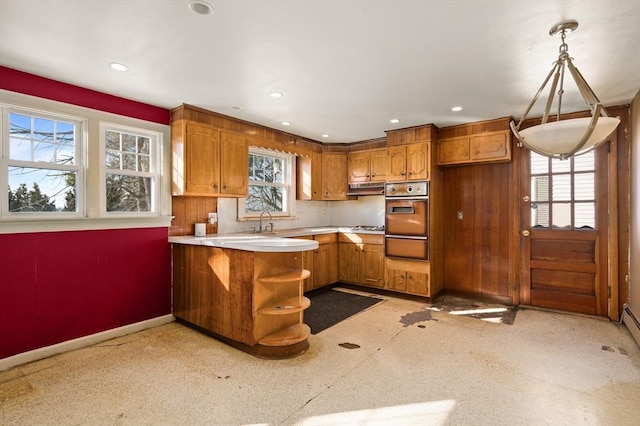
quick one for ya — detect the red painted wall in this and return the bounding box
[0,66,170,125]
[0,228,172,359]
[0,67,173,360]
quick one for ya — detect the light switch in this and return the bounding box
[457,211,463,220]
[208,212,218,224]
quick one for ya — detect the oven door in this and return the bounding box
[385,198,429,237]
[385,236,429,260]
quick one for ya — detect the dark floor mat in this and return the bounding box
[429,295,518,325]
[305,288,382,334]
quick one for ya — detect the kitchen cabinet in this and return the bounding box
[173,245,311,358]
[298,152,348,201]
[437,130,511,166]
[171,120,248,197]
[387,142,430,182]
[294,233,338,292]
[385,257,430,296]
[338,233,384,288]
[348,148,388,184]
[322,153,349,200]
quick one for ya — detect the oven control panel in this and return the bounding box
[384,181,429,197]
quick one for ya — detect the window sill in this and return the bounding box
[0,216,174,234]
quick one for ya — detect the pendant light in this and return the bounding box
[510,20,620,159]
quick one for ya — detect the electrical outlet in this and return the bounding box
[208,212,218,224]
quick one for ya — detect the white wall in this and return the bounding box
[216,195,385,234]
[329,195,385,227]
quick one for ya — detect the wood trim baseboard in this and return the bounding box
[0,314,175,371]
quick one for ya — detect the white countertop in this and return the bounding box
[168,226,384,252]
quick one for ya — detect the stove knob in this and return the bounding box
[407,186,413,192]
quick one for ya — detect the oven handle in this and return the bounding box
[385,235,428,240]
[384,195,429,200]
[387,205,415,214]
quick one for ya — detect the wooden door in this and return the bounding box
[338,242,359,282]
[185,123,219,195]
[322,153,348,200]
[407,143,429,180]
[520,148,609,316]
[348,151,371,184]
[370,148,388,182]
[360,244,384,287]
[387,146,407,181]
[220,131,248,196]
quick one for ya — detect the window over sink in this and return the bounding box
[238,146,294,219]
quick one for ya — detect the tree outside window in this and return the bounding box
[244,148,291,216]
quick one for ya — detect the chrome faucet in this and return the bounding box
[259,210,273,233]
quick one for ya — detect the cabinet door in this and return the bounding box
[348,151,371,184]
[313,243,330,288]
[322,153,348,200]
[438,137,470,165]
[470,132,510,162]
[406,271,429,296]
[369,148,388,182]
[220,131,248,196]
[387,146,407,181]
[311,152,323,200]
[360,244,384,287]
[327,241,338,284]
[185,123,220,195]
[386,268,407,292]
[338,242,359,283]
[407,143,429,181]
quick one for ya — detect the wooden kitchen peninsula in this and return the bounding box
[169,235,319,358]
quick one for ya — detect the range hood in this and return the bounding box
[347,182,385,196]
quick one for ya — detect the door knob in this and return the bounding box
[523,195,530,202]
[522,230,530,237]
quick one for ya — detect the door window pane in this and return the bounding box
[574,173,594,200]
[574,203,595,229]
[552,202,572,228]
[531,202,549,228]
[531,176,549,202]
[552,174,571,201]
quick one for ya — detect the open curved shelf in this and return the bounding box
[259,296,311,315]
[258,269,311,283]
[258,323,310,346]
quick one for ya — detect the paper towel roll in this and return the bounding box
[194,223,206,236]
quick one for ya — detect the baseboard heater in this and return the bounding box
[621,304,640,347]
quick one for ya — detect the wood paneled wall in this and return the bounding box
[170,196,218,236]
[441,161,517,302]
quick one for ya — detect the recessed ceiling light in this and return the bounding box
[232,106,242,110]
[390,118,400,124]
[109,62,128,72]
[451,106,463,112]
[321,134,330,138]
[270,92,283,98]
[281,121,291,126]
[188,0,213,15]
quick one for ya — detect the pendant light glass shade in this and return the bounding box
[510,20,620,159]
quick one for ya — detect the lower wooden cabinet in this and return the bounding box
[385,257,431,296]
[296,234,338,292]
[338,233,384,288]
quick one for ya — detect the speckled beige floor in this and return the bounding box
[1,288,639,425]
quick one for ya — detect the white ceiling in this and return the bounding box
[1,0,639,143]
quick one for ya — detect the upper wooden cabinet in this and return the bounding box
[348,148,388,184]
[385,124,436,182]
[321,153,349,200]
[387,142,430,182]
[437,127,512,166]
[171,120,248,197]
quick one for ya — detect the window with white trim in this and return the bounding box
[2,108,84,216]
[240,147,293,218]
[101,124,160,214]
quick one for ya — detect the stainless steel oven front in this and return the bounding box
[384,181,429,260]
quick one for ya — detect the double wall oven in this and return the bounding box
[384,181,429,261]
